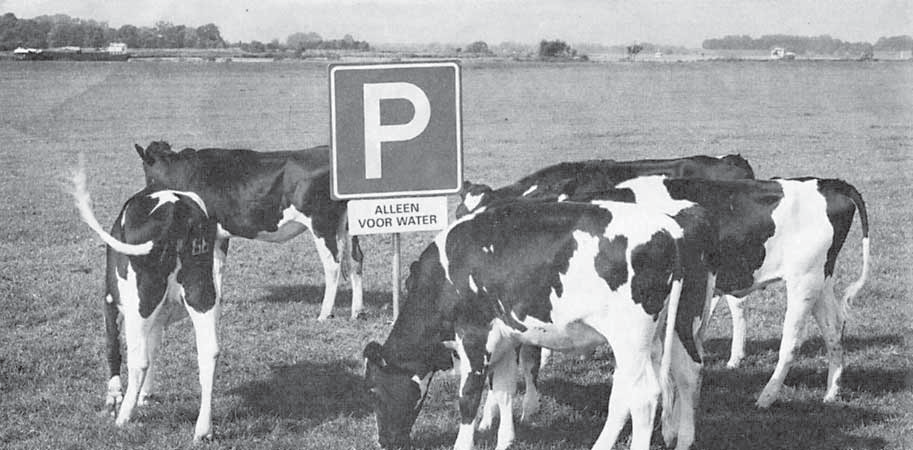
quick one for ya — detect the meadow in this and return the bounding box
[0,58,910,449]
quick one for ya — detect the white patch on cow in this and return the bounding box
[462,191,486,213]
[148,191,180,214]
[522,185,538,196]
[753,179,832,283]
[106,294,114,304]
[615,175,696,215]
[482,244,494,253]
[468,274,479,293]
[557,193,568,202]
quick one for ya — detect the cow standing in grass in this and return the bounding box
[364,200,714,450]
[583,175,871,407]
[134,141,363,320]
[70,167,220,441]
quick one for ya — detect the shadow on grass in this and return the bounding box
[516,365,893,450]
[226,359,372,435]
[258,284,393,310]
[703,334,905,365]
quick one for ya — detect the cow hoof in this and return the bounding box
[755,393,776,409]
[353,311,368,321]
[725,358,743,369]
[317,314,334,321]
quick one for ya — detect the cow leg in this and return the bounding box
[588,317,659,450]
[138,324,164,406]
[115,311,153,427]
[813,277,845,403]
[338,230,365,320]
[662,335,702,450]
[756,279,819,408]
[481,351,518,450]
[213,239,229,304]
[724,294,749,368]
[477,389,499,433]
[518,345,541,423]
[313,229,342,321]
[185,301,220,441]
[103,295,122,416]
[453,332,488,450]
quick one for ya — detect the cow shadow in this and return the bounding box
[703,334,905,364]
[258,284,393,311]
[515,364,893,450]
[225,359,371,437]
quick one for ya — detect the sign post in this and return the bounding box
[330,61,462,319]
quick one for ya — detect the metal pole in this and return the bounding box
[392,232,401,321]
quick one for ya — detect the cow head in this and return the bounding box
[455,181,493,218]
[134,141,181,187]
[363,341,421,449]
[718,154,756,179]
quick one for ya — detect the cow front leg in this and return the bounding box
[488,351,518,450]
[518,345,541,423]
[186,303,220,441]
[724,294,749,368]
[313,230,341,321]
[348,235,365,319]
[453,333,488,450]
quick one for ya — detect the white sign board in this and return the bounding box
[348,196,449,235]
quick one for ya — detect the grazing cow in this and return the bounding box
[70,167,220,441]
[364,200,712,450]
[134,141,363,320]
[578,175,871,407]
[456,154,754,217]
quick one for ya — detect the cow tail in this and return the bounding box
[839,181,870,307]
[69,159,153,256]
[659,246,684,420]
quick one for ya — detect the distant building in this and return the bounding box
[107,43,128,54]
[770,47,796,60]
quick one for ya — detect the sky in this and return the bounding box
[2,0,911,47]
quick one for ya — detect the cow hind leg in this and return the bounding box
[813,277,845,403]
[138,324,164,406]
[104,295,122,416]
[756,279,819,408]
[185,303,220,441]
[662,336,702,450]
[116,313,153,427]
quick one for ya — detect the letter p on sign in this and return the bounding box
[363,82,431,179]
[330,61,462,200]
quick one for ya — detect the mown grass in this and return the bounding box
[0,59,910,449]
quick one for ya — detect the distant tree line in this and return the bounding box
[702,34,913,55]
[0,13,225,50]
[240,32,369,53]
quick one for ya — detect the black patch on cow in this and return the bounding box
[629,231,679,317]
[808,178,867,278]
[664,178,782,293]
[594,235,629,291]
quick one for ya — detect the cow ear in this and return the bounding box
[363,341,387,367]
[135,144,154,165]
[461,180,473,196]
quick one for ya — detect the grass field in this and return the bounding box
[0,59,910,450]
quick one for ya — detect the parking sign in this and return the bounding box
[329,61,462,200]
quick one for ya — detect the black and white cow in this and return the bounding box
[456,154,755,217]
[71,167,220,441]
[134,141,363,320]
[364,200,713,450]
[576,175,871,407]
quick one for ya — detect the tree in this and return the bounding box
[287,31,322,49]
[195,23,224,48]
[465,40,491,54]
[539,39,571,58]
[626,44,643,60]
